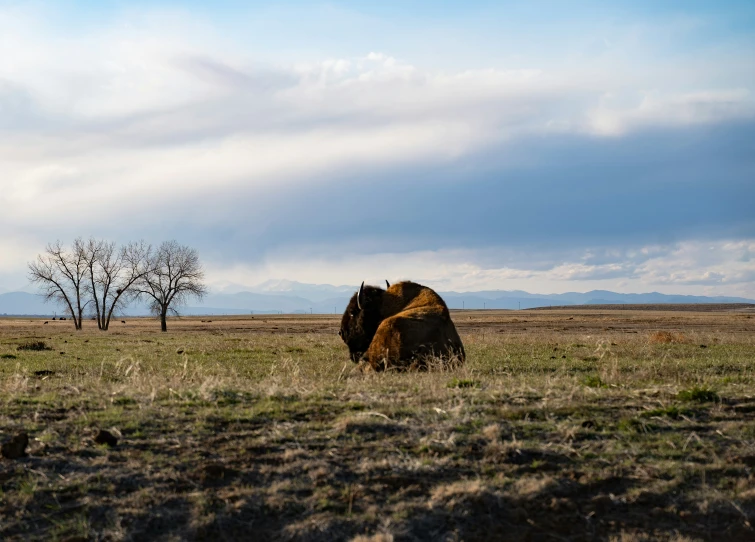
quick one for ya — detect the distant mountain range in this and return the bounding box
[1,281,753,316]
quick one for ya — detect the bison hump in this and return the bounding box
[383,282,449,317]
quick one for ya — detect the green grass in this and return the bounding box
[677,385,720,403]
[582,374,607,388]
[0,315,754,541]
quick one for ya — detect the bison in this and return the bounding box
[339,280,465,371]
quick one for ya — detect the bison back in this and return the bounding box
[382,281,450,319]
[365,306,465,370]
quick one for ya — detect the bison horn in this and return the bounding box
[385,280,390,288]
[357,281,364,310]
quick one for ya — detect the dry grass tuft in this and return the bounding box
[430,479,485,506]
[482,423,502,442]
[649,331,687,344]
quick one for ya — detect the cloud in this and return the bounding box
[172,55,297,92]
[0,3,753,298]
[588,89,754,136]
[637,240,755,287]
[198,238,755,298]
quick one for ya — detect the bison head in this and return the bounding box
[339,281,385,362]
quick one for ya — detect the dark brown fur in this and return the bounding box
[339,281,465,371]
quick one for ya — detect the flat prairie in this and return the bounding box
[1,308,754,541]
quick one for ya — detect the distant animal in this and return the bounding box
[43,321,48,324]
[339,280,465,371]
[121,320,126,324]
[59,317,67,321]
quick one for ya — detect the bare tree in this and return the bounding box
[136,241,206,331]
[84,238,151,330]
[28,239,90,329]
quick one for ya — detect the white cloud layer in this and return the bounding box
[2,6,754,220]
[204,239,755,299]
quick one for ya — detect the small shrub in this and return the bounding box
[447,378,480,389]
[582,375,606,388]
[18,341,52,351]
[1,353,17,359]
[678,386,719,403]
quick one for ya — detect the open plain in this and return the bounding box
[1,308,754,541]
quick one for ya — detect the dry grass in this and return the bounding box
[0,309,754,541]
[649,331,688,344]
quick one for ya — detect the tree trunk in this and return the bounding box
[75,298,84,330]
[160,310,168,332]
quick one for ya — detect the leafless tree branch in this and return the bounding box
[135,241,206,331]
[27,239,90,329]
[84,238,152,330]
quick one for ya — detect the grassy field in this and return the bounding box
[1,308,754,541]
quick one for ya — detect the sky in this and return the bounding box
[1,0,754,297]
